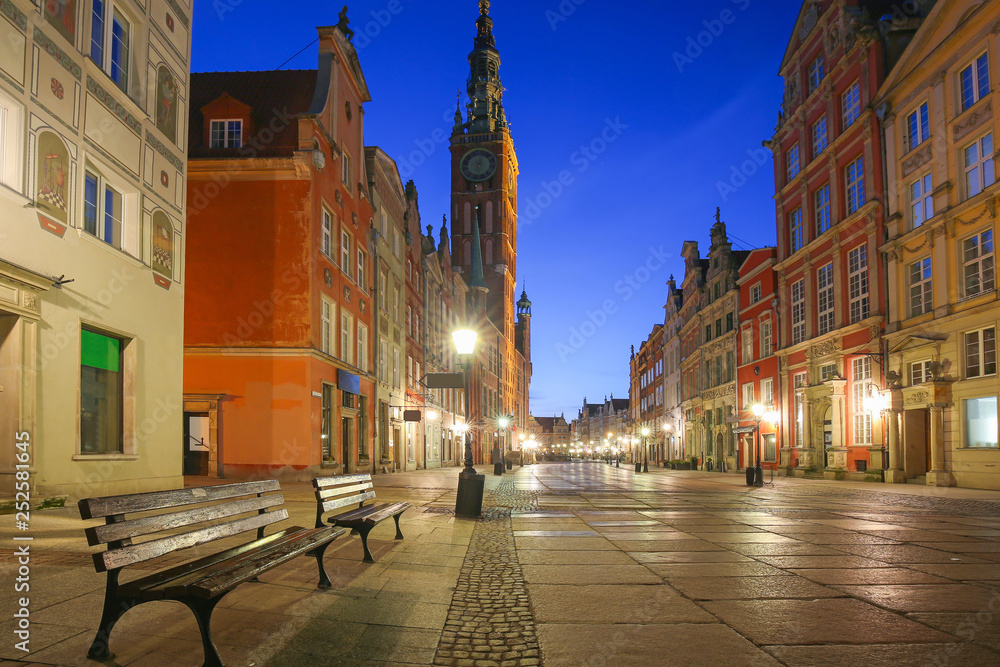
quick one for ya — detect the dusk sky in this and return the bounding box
[192,0,803,420]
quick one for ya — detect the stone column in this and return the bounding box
[885,395,905,483]
[926,403,954,486]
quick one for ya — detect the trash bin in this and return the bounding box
[494,461,504,476]
[634,461,642,473]
[455,473,485,518]
[506,460,512,470]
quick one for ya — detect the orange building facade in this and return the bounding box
[182,27,378,480]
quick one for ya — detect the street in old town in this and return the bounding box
[3,461,1000,666]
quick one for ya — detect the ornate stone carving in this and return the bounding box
[22,292,37,311]
[954,100,992,143]
[806,339,841,359]
[901,143,933,178]
[800,3,819,39]
[869,324,881,341]
[906,391,929,405]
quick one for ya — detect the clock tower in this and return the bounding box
[451,0,518,337]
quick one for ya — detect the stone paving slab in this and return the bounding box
[528,584,716,624]
[764,642,1000,666]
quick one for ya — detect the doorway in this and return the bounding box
[0,314,20,495]
[183,413,210,476]
[902,408,929,478]
[341,416,352,474]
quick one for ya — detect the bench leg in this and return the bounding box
[393,512,405,540]
[87,572,136,660]
[358,525,376,563]
[181,597,224,667]
[308,541,334,590]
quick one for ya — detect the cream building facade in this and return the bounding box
[0,0,190,497]
[877,0,999,490]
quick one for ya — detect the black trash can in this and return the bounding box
[506,460,512,470]
[634,461,642,473]
[494,461,504,476]
[455,473,485,518]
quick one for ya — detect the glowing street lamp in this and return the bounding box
[453,328,482,518]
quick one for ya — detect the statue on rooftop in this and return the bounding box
[337,6,355,42]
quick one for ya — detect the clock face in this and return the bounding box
[461,149,498,181]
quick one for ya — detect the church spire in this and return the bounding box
[469,205,487,291]
[465,0,507,134]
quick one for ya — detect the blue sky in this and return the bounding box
[192,0,803,419]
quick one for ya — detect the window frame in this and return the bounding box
[357,322,368,373]
[341,311,354,366]
[82,159,138,258]
[812,116,828,158]
[321,297,334,356]
[786,143,800,182]
[341,230,352,277]
[909,172,934,227]
[846,156,865,215]
[908,256,933,317]
[848,244,870,324]
[909,359,931,386]
[960,52,990,113]
[965,327,997,379]
[322,208,334,258]
[790,207,803,253]
[209,119,242,149]
[852,356,873,446]
[963,132,995,200]
[962,229,995,299]
[91,0,133,93]
[0,90,24,194]
[342,150,352,189]
[791,279,806,345]
[357,248,367,292]
[815,183,831,235]
[842,80,861,129]
[817,262,835,335]
[79,327,126,455]
[760,319,773,358]
[808,54,825,94]
[905,101,930,152]
[965,396,999,449]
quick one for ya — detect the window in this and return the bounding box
[965,397,998,448]
[321,298,334,355]
[715,319,722,338]
[842,81,861,129]
[910,173,934,226]
[787,144,800,181]
[761,378,773,406]
[210,120,242,148]
[742,383,755,409]
[742,327,753,364]
[964,133,995,199]
[321,384,333,461]
[726,313,734,332]
[817,263,835,335]
[750,283,762,304]
[965,327,996,378]
[820,363,837,382]
[393,227,401,258]
[848,244,869,323]
[812,116,828,158]
[83,164,134,256]
[357,249,367,291]
[846,156,865,214]
[357,323,368,373]
[909,258,933,317]
[705,325,712,343]
[963,230,995,298]
[906,102,930,151]
[80,329,123,454]
[910,360,931,385]
[392,348,401,389]
[790,208,803,252]
[341,312,353,365]
[380,209,388,239]
[393,285,400,322]
[341,231,351,276]
[815,184,831,235]
[794,372,807,448]
[760,320,773,357]
[960,53,990,112]
[808,55,825,93]
[91,1,131,91]
[852,357,872,445]
[342,150,352,188]
[0,91,23,193]
[791,279,805,345]
[322,209,333,257]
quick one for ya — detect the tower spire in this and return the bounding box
[469,205,487,291]
[466,0,506,133]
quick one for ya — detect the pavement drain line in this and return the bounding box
[432,477,543,667]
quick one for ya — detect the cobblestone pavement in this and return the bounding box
[433,477,543,667]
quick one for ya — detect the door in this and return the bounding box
[341,417,352,474]
[183,413,210,476]
[0,314,20,494]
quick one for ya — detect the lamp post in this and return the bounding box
[496,416,509,476]
[518,433,526,467]
[642,427,650,472]
[453,329,484,518]
[749,404,777,488]
[663,422,672,466]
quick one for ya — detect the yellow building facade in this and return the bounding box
[0,0,190,498]
[878,1,998,489]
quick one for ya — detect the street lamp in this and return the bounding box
[453,328,483,518]
[519,433,526,467]
[663,422,672,465]
[496,416,510,476]
[642,427,650,473]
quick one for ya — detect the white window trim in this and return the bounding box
[209,119,243,148]
[321,297,335,356]
[960,52,990,112]
[965,327,996,379]
[908,256,933,317]
[905,101,930,152]
[82,155,140,259]
[963,132,995,200]
[322,208,334,258]
[817,262,835,335]
[0,90,24,196]
[91,1,134,94]
[842,80,861,129]
[961,229,995,299]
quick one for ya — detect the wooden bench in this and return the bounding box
[313,473,411,563]
[78,480,346,666]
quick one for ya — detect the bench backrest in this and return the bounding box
[313,474,376,520]
[79,480,288,573]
